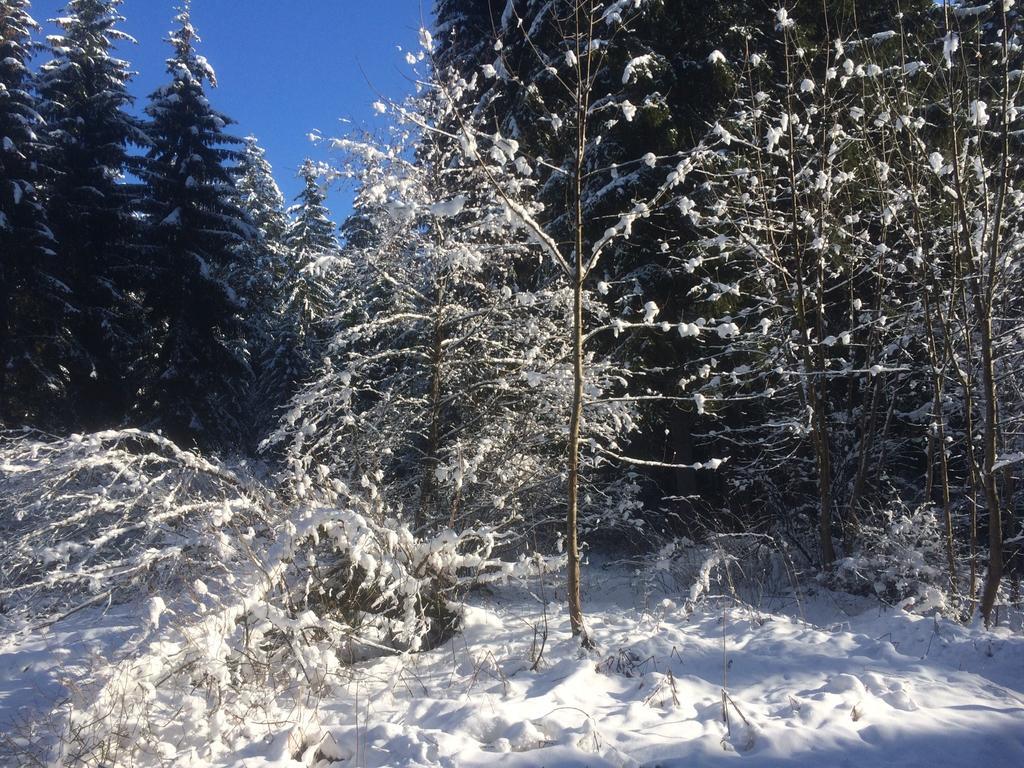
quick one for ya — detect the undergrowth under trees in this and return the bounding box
[1,5,1023,732]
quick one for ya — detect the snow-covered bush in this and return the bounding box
[46,498,551,764]
[0,428,554,763]
[832,503,955,615]
[643,533,796,610]
[269,494,534,656]
[0,427,543,641]
[0,428,269,619]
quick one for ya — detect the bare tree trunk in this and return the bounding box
[978,3,1013,627]
[937,0,1003,622]
[566,251,587,643]
[783,25,835,566]
[979,317,1003,625]
[566,0,593,647]
[945,258,982,608]
[923,293,958,599]
[417,314,444,531]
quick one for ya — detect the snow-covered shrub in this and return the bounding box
[270,492,533,656]
[644,534,795,610]
[0,429,553,764]
[0,428,268,619]
[0,427,542,641]
[42,498,554,766]
[832,503,953,614]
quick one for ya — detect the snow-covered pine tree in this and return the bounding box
[0,0,71,427]
[134,3,254,448]
[236,137,288,247]
[276,158,340,384]
[231,135,293,443]
[38,0,148,429]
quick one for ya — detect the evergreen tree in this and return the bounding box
[134,3,254,448]
[0,0,70,427]
[232,135,292,441]
[38,0,147,428]
[278,158,340,380]
[235,136,288,247]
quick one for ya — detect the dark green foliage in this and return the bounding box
[133,6,254,447]
[0,1,322,454]
[0,0,71,427]
[233,136,294,443]
[277,158,340,380]
[38,0,148,428]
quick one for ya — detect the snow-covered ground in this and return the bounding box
[2,562,1023,767]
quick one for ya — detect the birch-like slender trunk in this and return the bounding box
[566,0,594,647]
[417,309,444,532]
[782,24,835,566]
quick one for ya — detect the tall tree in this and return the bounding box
[424,2,737,644]
[134,3,253,448]
[0,0,70,427]
[278,158,340,380]
[38,0,147,428]
[232,135,292,440]
[234,136,288,256]
[268,83,642,547]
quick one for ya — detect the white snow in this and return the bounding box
[716,321,740,338]
[970,100,991,128]
[943,33,960,69]
[623,54,656,83]
[418,27,434,53]
[6,562,1020,767]
[642,301,659,324]
[428,194,467,218]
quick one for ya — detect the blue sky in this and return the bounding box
[30,0,425,219]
